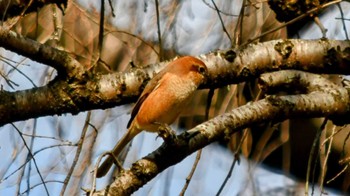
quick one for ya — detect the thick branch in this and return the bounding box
[0,67,166,126]
[93,72,350,195]
[204,39,350,87]
[0,38,350,126]
[259,69,342,93]
[0,27,85,79]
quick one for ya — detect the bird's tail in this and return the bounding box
[96,126,140,178]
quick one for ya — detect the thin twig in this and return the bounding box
[305,119,328,195]
[319,125,336,193]
[327,164,349,184]
[21,180,64,195]
[98,0,105,57]
[179,150,202,196]
[5,0,34,29]
[0,57,37,87]
[241,0,342,47]
[11,123,50,196]
[314,17,327,38]
[216,129,249,196]
[155,0,163,61]
[335,18,350,21]
[17,126,27,196]
[321,126,345,146]
[21,133,72,143]
[232,0,246,47]
[108,0,115,17]
[0,143,74,184]
[202,0,239,17]
[0,55,30,66]
[60,112,91,196]
[81,122,99,193]
[26,119,37,195]
[106,30,159,56]
[336,3,349,40]
[1,0,11,25]
[88,112,124,195]
[0,69,19,89]
[34,143,77,155]
[341,126,350,157]
[90,151,113,195]
[50,4,61,43]
[211,0,233,45]
[339,156,350,165]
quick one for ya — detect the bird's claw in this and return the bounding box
[156,123,177,143]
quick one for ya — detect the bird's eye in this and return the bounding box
[198,66,206,74]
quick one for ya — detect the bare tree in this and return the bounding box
[0,0,350,195]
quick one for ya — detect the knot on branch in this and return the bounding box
[274,40,294,59]
[223,49,236,63]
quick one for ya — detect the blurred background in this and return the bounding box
[0,0,349,195]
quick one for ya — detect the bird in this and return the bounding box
[96,56,208,178]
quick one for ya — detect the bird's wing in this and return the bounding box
[127,71,166,128]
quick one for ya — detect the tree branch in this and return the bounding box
[0,27,85,79]
[93,71,350,195]
[0,34,350,126]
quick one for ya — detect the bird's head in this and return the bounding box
[168,56,208,86]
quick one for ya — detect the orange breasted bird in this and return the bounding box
[96,56,208,177]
